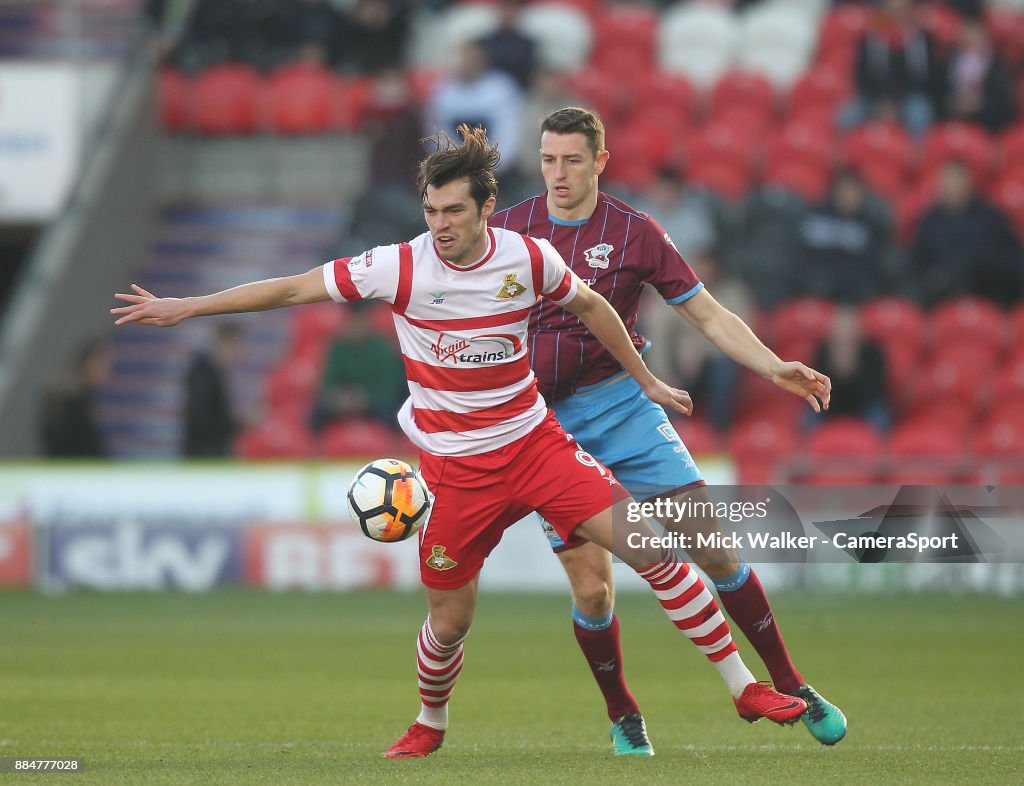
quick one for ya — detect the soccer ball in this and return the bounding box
[347,458,430,542]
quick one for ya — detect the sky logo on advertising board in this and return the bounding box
[43,522,241,592]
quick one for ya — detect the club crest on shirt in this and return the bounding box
[496,273,527,300]
[584,242,614,269]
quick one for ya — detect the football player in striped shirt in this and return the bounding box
[112,125,808,759]
[492,107,847,752]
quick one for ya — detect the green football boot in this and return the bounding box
[610,712,655,756]
[788,684,847,745]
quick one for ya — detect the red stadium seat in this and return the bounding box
[855,159,909,202]
[593,3,656,73]
[912,341,998,418]
[728,416,799,484]
[786,103,837,137]
[267,64,334,134]
[843,121,916,184]
[921,122,995,187]
[1010,302,1024,347]
[193,64,263,136]
[885,418,964,485]
[921,2,963,53]
[803,418,883,484]
[765,121,836,173]
[986,8,1024,70]
[816,4,871,59]
[686,159,750,202]
[860,296,926,353]
[929,297,1006,353]
[762,159,830,203]
[264,354,323,420]
[713,104,778,141]
[997,123,1024,171]
[993,356,1024,408]
[333,77,372,132]
[158,67,190,132]
[236,417,314,459]
[788,66,851,120]
[320,418,409,458]
[672,417,721,456]
[620,104,689,166]
[685,120,760,172]
[771,297,835,359]
[990,173,1024,236]
[633,72,698,124]
[603,126,658,191]
[711,70,777,122]
[290,302,347,358]
[970,410,1024,483]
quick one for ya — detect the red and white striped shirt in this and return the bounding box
[322,227,577,456]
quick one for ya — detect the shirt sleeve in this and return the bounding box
[642,215,704,305]
[321,245,401,304]
[535,237,578,306]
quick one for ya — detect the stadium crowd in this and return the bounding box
[138,0,1024,482]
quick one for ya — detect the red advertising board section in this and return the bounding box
[243,524,421,591]
[0,523,31,587]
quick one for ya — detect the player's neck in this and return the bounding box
[546,190,598,225]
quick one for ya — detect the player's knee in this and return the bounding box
[429,616,471,645]
[695,553,740,579]
[572,577,613,618]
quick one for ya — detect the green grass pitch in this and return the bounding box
[1,589,1022,785]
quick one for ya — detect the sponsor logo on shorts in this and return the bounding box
[426,545,458,571]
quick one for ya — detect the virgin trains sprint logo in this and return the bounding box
[430,333,522,364]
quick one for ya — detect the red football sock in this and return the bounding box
[717,568,803,694]
[573,614,640,721]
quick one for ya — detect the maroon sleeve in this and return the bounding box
[641,215,703,304]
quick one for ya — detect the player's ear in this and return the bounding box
[481,195,497,220]
[595,149,610,175]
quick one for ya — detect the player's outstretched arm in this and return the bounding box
[111,267,331,327]
[562,278,692,416]
[673,288,831,412]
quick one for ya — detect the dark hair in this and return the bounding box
[417,124,500,212]
[540,107,606,158]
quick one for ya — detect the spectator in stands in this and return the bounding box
[941,20,1017,132]
[176,0,289,72]
[911,160,1024,307]
[343,0,410,75]
[842,0,945,137]
[797,170,889,304]
[515,68,583,190]
[664,256,754,433]
[40,340,111,458]
[810,306,890,433]
[633,168,718,262]
[478,0,537,90]
[310,301,405,432]
[281,0,347,68]
[425,40,523,174]
[182,323,243,458]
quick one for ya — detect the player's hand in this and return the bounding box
[770,360,831,413]
[642,378,693,416]
[110,284,188,327]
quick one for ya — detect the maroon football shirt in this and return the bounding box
[491,192,703,403]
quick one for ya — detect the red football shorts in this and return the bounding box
[417,412,631,589]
